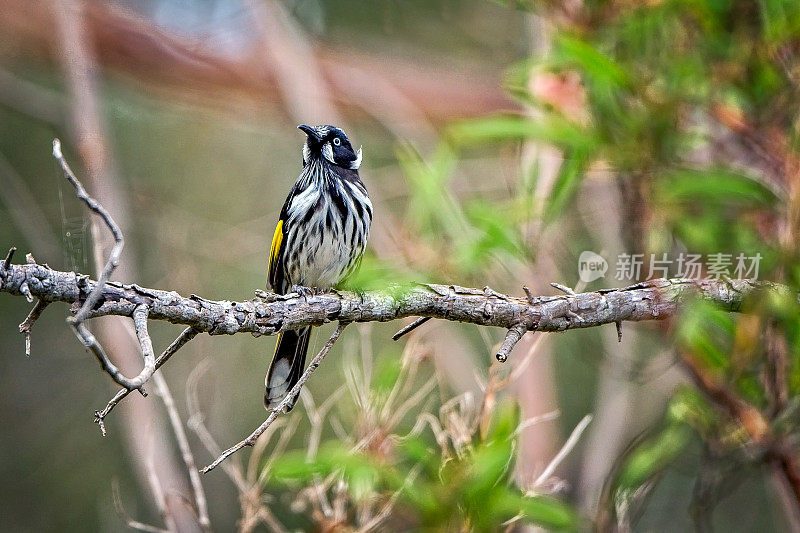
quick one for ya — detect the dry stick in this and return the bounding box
[1,246,15,272]
[151,370,211,532]
[533,414,593,489]
[186,361,287,533]
[94,327,199,434]
[200,323,348,474]
[391,316,431,340]
[54,139,153,392]
[112,480,168,533]
[53,139,122,322]
[550,282,576,296]
[130,304,157,387]
[18,299,50,357]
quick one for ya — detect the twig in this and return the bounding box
[391,316,431,340]
[496,324,528,362]
[551,282,576,295]
[54,139,152,392]
[186,362,287,533]
[532,414,593,489]
[130,304,157,386]
[201,323,348,473]
[94,327,199,434]
[357,464,422,533]
[151,371,211,532]
[112,480,169,533]
[2,246,15,273]
[144,438,178,533]
[53,139,123,323]
[186,361,248,490]
[512,410,561,437]
[19,299,49,357]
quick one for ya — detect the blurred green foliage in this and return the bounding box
[270,398,578,531]
[375,0,800,529]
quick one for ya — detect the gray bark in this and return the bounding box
[0,259,769,339]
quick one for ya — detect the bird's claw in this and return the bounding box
[290,285,316,299]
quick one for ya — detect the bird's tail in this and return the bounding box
[264,326,312,411]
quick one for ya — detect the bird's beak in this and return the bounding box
[298,124,322,142]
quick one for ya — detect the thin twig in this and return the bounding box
[54,138,152,392]
[391,316,431,341]
[112,480,169,533]
[186,360,248,490]
[130,304,157,387]
[94,327,199,434]
[18,299,50,357]
[532,414,593,489]
[2,246,16,273]
[551,282,576,295]
[144,434,178,533]
[152,370,211,532]
[53,139,123,323]
[201,323,348,473]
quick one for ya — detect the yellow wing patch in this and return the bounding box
[268,219,284,276]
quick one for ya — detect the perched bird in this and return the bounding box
[265,125,372,411]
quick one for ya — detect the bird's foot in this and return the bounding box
[290,285,316,299]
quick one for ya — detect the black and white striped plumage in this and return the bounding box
[265,125,372,411]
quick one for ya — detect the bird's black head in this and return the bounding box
[298,124,362,170]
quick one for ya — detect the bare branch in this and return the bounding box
[53,138,123,322]
[94,327,199,434]
[201,323,348,473]
[53,138,155,393]
[18,299,50,357]
[532,414,593,490]
[0,261,775,338]
[112,480,169,533]
[151,370,211,532]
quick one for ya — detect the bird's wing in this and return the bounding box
[267,219,285,289]
[268,190,294,293]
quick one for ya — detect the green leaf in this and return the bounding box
[447,114,596,152]
[544,148,591,220]
[655,168,780,208]
[615,423,692,491]
[675,299,735,369]
[515,494,580,530]
[554,34,631,90]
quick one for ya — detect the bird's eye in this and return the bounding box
[333,137,341,146]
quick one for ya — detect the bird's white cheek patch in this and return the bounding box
[350,146,362,170]
[302,143,311,165]
[322,142,335,164]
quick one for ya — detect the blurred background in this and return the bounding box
[1,0,800,531]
